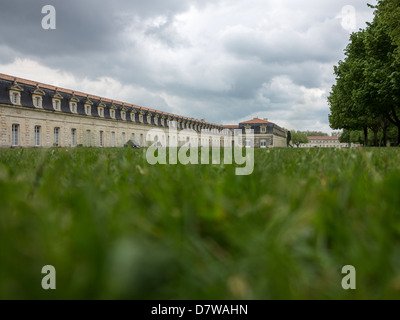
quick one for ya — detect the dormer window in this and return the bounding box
[31,86,45,109]
[110,109,115,119]
[147,114,152,124]
[98,102,106,118]
[52,91,63,111]
[121,110,126,121]
[69,95,79,114]
[139,112,144,123]
[130,112,135,122]
[53,100,60,111]
[84,98,93,116]
[35,96,40,107]
[261,127,267,133]
[9,81,24,106]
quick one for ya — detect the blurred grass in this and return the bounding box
[0,147,400,300]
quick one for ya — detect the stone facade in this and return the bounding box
[0,74,228,149]
[0,74,288,149]
[299,136,361,148]
[224,118,288,148]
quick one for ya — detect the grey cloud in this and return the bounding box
[0,0,375,131]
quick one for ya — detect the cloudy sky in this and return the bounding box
[0,0,376,132]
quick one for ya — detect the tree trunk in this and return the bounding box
[363,126,368,147]
[398,125,400,146]
[373,128,378,147]
[382,120,387,147]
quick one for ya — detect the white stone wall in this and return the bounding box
[0,104,226,149]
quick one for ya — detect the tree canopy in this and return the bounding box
[291,131,309,147]
[328,0,400,146]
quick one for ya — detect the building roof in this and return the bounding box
[308,136,340,141]
[222,125,239,129]
[240,118,272,125]
[0,73,223,128]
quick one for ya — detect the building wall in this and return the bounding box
[300,140,361,148]
[0,103,227,148]
[272,135,287,148]
[0,76,288,149]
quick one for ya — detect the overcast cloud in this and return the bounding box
[0,0,376,132]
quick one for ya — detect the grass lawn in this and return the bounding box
[0,147,400,299]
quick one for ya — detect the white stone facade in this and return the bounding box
[0,74,228,149]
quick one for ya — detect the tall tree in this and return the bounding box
[291,131,309,148]
[364,6,400,145]
[329,1,400,146]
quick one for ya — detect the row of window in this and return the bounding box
[11,124,141,147]
[9,88,222,132]
[310,140,339,144]
[11,124,224,148]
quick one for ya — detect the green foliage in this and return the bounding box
[376,0,400,55]
[328,1,400,145]
[302,131,328,137]
[291,131,309,147]
[1,148,400,300]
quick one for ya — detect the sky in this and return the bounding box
[0,0,376,133]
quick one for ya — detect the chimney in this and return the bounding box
[264,118,269,121]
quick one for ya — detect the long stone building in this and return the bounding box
[0,73,288,149]
[299,136,361,148]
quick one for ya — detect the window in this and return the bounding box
[261,140,267,148]
[71,102,76,113]
[111,110,115,119]
[245,139,252,148]
[10,91,22,105]
[35,96,41,108]
[54,127,60,146]
[9,82,23,105]
[86,105,91,115]
[53,100,60,111]
[121,111,126,120]
[99,131,104,147]
[131,133,135,141]
[130,113,135,122]
[71,129,77,147]
[98,108,104,117]
[12,124,19,146]
[12,92,18,104]
[35,126,41,147]
[111,132,115,147]
[86,130,91,147]
[261,127,267,133]
[122,132,126,145]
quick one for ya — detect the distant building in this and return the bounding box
[224,118,287,148]
[300,136,360,148]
